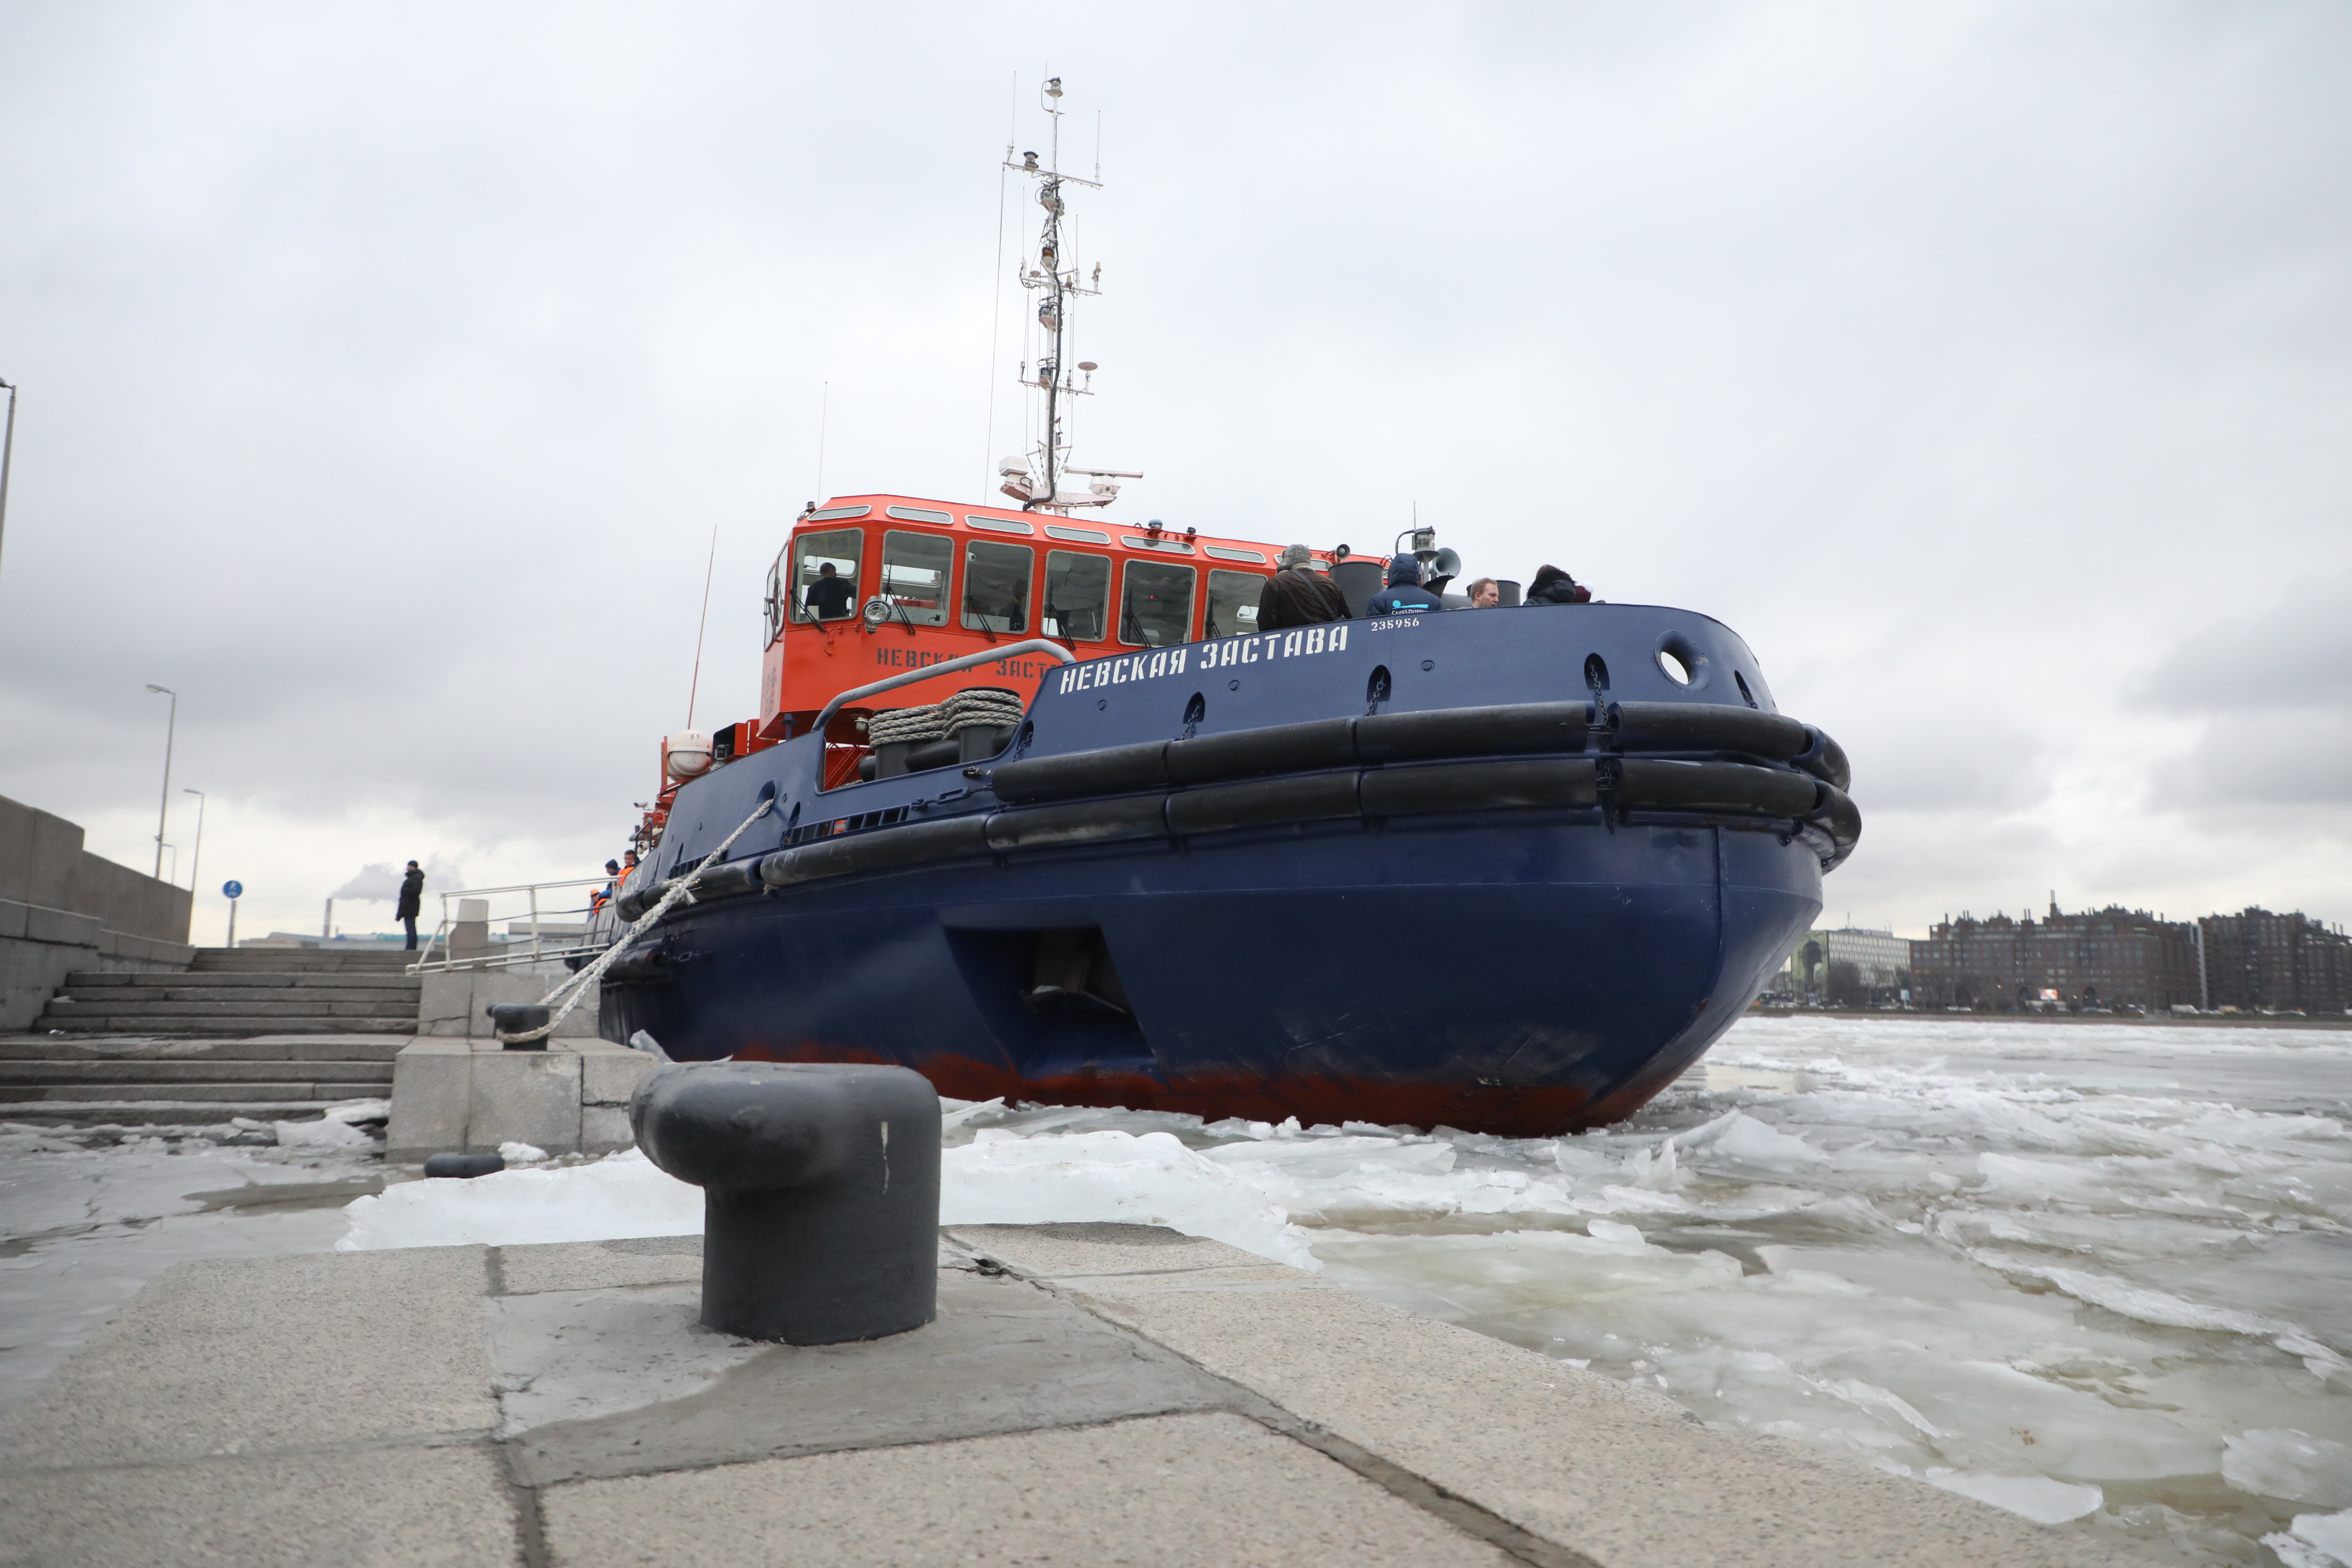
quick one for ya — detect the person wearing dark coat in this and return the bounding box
[1367,554,1444,616]
[396,861,425,950]
[804,562,856,621]
[1253,544,1353,632]
[1523,564,1592,605]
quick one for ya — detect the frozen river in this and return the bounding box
[6,1015,2350,1565]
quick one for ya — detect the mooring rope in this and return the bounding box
[494,796,775,1045]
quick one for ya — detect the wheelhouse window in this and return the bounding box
[1204,570,1265,639]
[1042,550,1111,642]
[1120,560,1197,647]
[962,540,1033,633]
[787,528,863,625]
[878,530,952,626]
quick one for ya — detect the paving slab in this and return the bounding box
[0,1246,496,1471]
[1060,1269,2136,1568]
[0,1224,2153,1568]
[496,1233,705,1294]
[540,1410,1515,1568]
[945,1220,1280,1279]
[496,1266,1243,1486]
[0,1444,521,1568]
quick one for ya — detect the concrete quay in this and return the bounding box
[0,1223,2143,1567]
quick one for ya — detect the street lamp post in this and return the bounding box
[144,684,177,878]
[0,377,17,585]
[182,788,206,895]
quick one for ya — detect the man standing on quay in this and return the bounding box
[396,861,425,950]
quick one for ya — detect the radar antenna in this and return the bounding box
[998,77,1138,513]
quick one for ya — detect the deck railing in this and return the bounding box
[405,875,618,974]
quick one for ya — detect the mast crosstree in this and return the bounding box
[999,77,1138,514]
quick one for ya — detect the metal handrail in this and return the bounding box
[408,873,622,974]
[430,876,612,899]
[810,638,1076,736]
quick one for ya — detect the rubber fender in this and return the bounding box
[989,740,1170,803]
[614,880,672,921]
[1355,702,1590,765]
[617,857,765,919]
[1610,702,1808,760]
[1360,757,1600,817]
[985,794,1171,851]
[1165,717,1359,786]
[601,947,675,985]
[1806,781,1863,851]
[1616,758,1820,818]
[760,816,991,887]
[695,860,765,900]
[1792,726,1853,792]
[1167,772,1361,836]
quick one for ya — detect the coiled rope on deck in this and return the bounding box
[493,796,776,1045]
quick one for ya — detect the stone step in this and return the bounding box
[52,984,420,1005]
[0,1060,396,1085]
[41,998,417,1021]
[63,972,421,992]
[30,1015,423,1036]
[0,1081,391,1103]
[191,950,418,972]
[0,1099,351,1125]
[0,1038,409,1062]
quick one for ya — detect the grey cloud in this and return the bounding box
[2132,571,2352,713]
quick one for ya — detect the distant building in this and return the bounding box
[1908,903,2200,1011]
[2197,908,2351,1014]
[1777,927,1911,1006]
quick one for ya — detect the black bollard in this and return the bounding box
[630,1062,940,1345]
[487,1003,550,1051]
[423,1151,505,1178]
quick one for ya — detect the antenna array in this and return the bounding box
[997,78,1139,513]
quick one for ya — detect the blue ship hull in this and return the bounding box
[601,605,1850,1134]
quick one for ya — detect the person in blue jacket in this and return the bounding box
[1367,555,1444,616]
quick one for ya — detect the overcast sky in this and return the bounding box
[2,2,2346,945]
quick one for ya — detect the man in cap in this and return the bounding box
[1253,544,1353,632]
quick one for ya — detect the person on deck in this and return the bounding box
[1367,555,1444,616]
[1464,577,1501,609]
[805,561,855,621]
[1254,544,1352,631]
[1523,565,1592,605]
[396,861,424,950]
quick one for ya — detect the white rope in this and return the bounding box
[494,797,776,1045]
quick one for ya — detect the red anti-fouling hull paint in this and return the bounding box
[731,1042,1604,1138]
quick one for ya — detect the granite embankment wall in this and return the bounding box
[0,795,194,1029]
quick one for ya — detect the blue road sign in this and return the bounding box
[222,880,243,899]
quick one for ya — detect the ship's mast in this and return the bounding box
[1000,78,1138,513]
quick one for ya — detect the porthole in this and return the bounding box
[1653,633,1709,692]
